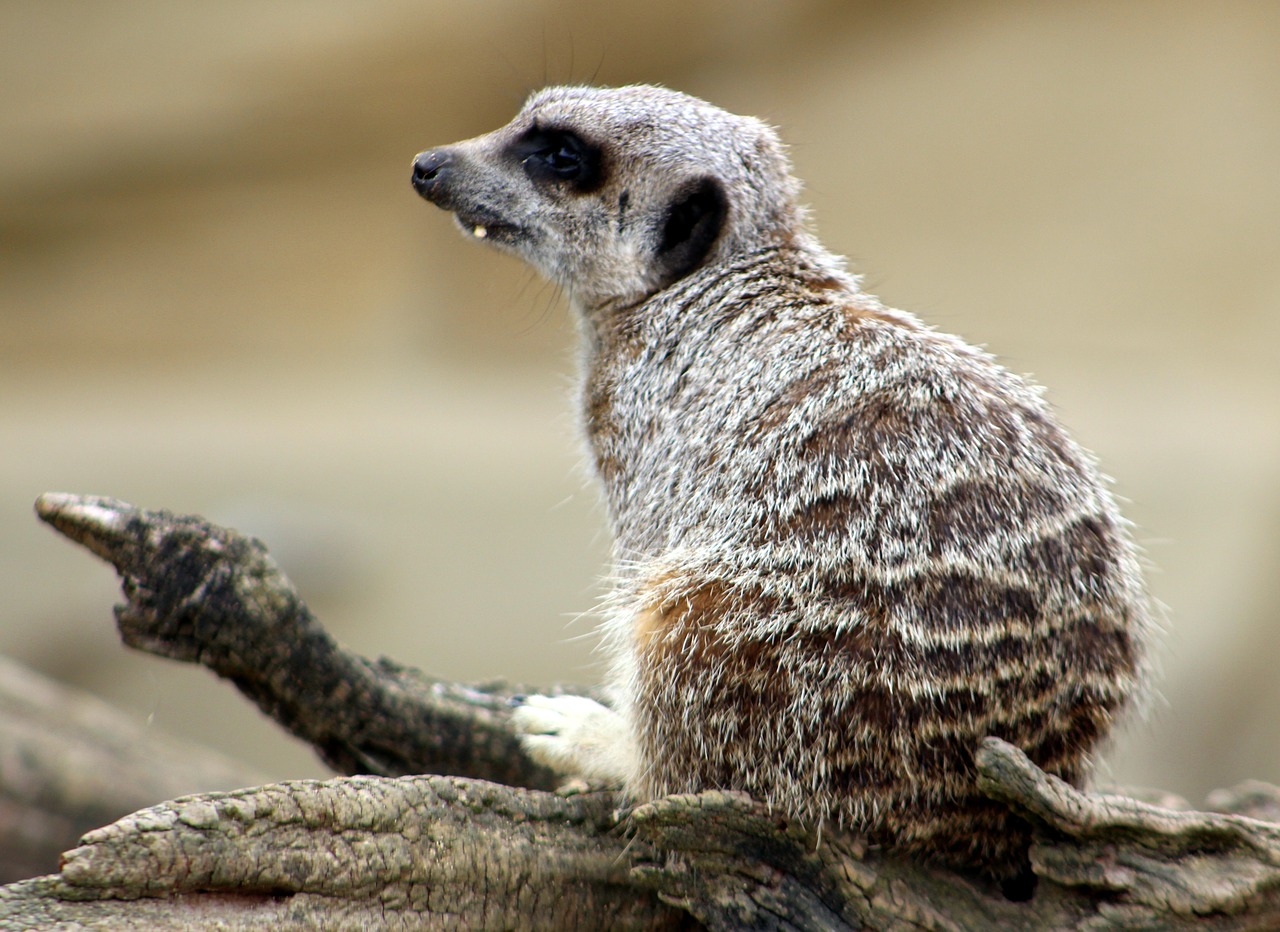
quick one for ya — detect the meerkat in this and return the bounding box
[410,85,1151,881]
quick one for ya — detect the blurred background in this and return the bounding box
[2,1,1277,804]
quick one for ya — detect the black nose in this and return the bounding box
[411,149,452,200]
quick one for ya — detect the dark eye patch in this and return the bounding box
[512,128,603,192]
[655,177,726,284]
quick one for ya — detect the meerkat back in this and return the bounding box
[411,84,1152,880]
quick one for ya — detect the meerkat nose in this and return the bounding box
[411,149,453,200]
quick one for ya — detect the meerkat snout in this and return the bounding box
[411,84,1153,882]
[410,149,452,201]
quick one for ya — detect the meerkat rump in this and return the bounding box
[411,85,1151,877]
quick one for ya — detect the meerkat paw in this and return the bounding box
[511,694,635,788]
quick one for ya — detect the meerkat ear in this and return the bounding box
[654,176,726,284]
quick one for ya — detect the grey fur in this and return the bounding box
[412,85,1152,878]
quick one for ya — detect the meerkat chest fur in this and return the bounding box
[413,84,1152,879]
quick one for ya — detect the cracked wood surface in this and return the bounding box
[0,774,686,929]
[2,492,1279,929]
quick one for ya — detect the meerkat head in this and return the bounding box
[411,85,807,311]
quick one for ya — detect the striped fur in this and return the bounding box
[414,85,1152,877]
[591,249,1147,872]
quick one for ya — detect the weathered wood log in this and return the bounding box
[31,492,572,790]
[2,492,1278,929]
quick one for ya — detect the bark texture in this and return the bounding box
[32,493,571,789]
[1,492,1278,929]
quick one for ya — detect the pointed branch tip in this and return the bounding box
[34,493,141,563]
[35,493,134,530]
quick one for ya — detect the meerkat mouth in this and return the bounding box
[452,209,520,244]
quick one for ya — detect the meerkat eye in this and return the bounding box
[515,129,601,190]
[655,177,727,283]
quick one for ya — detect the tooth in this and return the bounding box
[473,225,487,239]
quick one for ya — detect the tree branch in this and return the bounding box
[32,492,569,789]
[3,492,1278,929]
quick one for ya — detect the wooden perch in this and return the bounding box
[1,493,1278,929]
